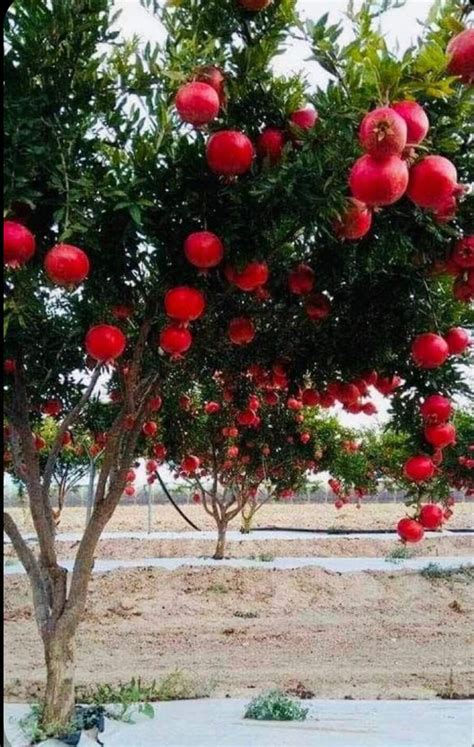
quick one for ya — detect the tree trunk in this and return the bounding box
[213,523,227,560]
[42,632,76,731]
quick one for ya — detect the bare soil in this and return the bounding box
[4,566,474,701]
[6,501,474,534]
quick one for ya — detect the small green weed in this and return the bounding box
[248,553,275,562]
[385,544,413,563]
[234,610,259,619]
[420,563,474,582]
[244,689,308,721]
[208,583,228,593]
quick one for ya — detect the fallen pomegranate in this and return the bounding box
[85,325,126,362]
[175,81,219,126]
[44,243,90,286]
[206,130,254,176]
[411,332,449,369]
[349,154,409,206]
[184,231,224,269]
[4,220,36,268]
[359,106,407,158]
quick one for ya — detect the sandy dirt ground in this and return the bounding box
[6,501,474,534]
[4,534,473,561]
[4,566,474,701]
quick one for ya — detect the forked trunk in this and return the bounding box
[42,632,76,731]
[213,524,227,560]
[240,512,254,534]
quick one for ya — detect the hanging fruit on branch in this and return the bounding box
[3,220,36,268]
[349,154,409,206]
[358,107,407,158]
[206,130,254,176]
[175,82,220,126]
[411,333,449,369]
[419,504,443,530]
[44,243,90,286]
[420,395,452,424]
[391,101,429,145]
[288,264,314,295]
[446,28,474,84]
[228,317,256,345]
[159,324,192,357]
[403,455,435,482]
[333,199,372,240]
[444,327,470,355]
[289,106,319,131]
[164,286,206,323]
[407,155,459,210]
[257,127,286,165]
[232,261,269,291]
[238,0,272,11]
[85,325,126,362]
[184,231,224,269]
[397,517,424,543]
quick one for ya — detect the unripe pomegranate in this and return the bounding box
[289,106,318,131]
[444,327,470,355]
[153,443,167,461]
[164,286,205,322]
[44,244,90,286]
[3,220,36,267]
[419,503,443,530]
[184,231,224,269]
[206,130,254,176]
[424,422,456,449]
[302,388,320,407]
[159,325,192,357]
[446,29,474,84]
[85,325,126,362]
[181,455,200,474]
[391,101,429,145]
[359,107,407,158]
[232,261,269,291]
[175,82,219,126]
[452,236,474,269]
[204,401,221,414]
[194,65,226,104]
[397,517,424,543]
[403,455,435,482]
[142,421,158,438]
[349,155,409,206]
[257,127,286,164]
[305,293,331,321]
[111,304,134,320]
[411,333,449,369]
[228,317,255,345]
[288,263,314,295]
[407,155,458,210]
[333,199,372,240]
[420,394,452,424]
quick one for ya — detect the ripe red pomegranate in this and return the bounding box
[149,396,162,412]
[146,459,158,473]
[289,106,318,131]
[35,435,47,451]
[41,399,62,417]
[359,107,407,158]
[192,492,201,504]
[397,517,424,543]
[403,455,435,482]
[153,443,167,460]
[391,101,429,145]
[419,503,443,530]
[424,422,456,449]
[184,231,224,269]
[374,375,402,396]
[287,397,302,410]
[44,243,90,286]
[181,455,200,474]
[452,236,474,268]
[4,220,36,268]
[444,327,470,355]
[237,409,257,426]
[4,359,16,374]
[302,388,320,407]
[164,286,205,322]
[362,402,377,415]
[227,445,239,458]
[453,277,474,303]
[111,304,134,320]
[85,325,126,362]
[420,394,452,424]
[142,421,158,438]
[159,324,192,356]
[195,65,226,104]
[204,401,221,414]
[206,130,254,176]
[300,432,311,444]
[124,485,135,497]
[446,29,474,84]
[411,332,449,369]
[232,261,269,291]
[407,155,458,210]
[61,431,72,447]
[257,127,286,164]
[228,317,255,345]
[305,293,331,321]
[349,155,409,206]
[175,82,219,126]
[288,263,314,295]
[264,391,279,406]
[126,469,136,482]
[333,199,372,240]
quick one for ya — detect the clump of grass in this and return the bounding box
[248,553,275,562]
[420,563,474,582]
[207,582,228,594]
[244,689,309,721]
[234,610,259,619]
[385,544,413,563]
[19,704,104,744]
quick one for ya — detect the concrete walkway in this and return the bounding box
[4,528,471,544]
[4,555,472,576]
[4,698,473,746]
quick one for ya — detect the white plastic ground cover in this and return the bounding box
[4,698,473,747]
[4,528,471,544]
[4,555,472,576]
